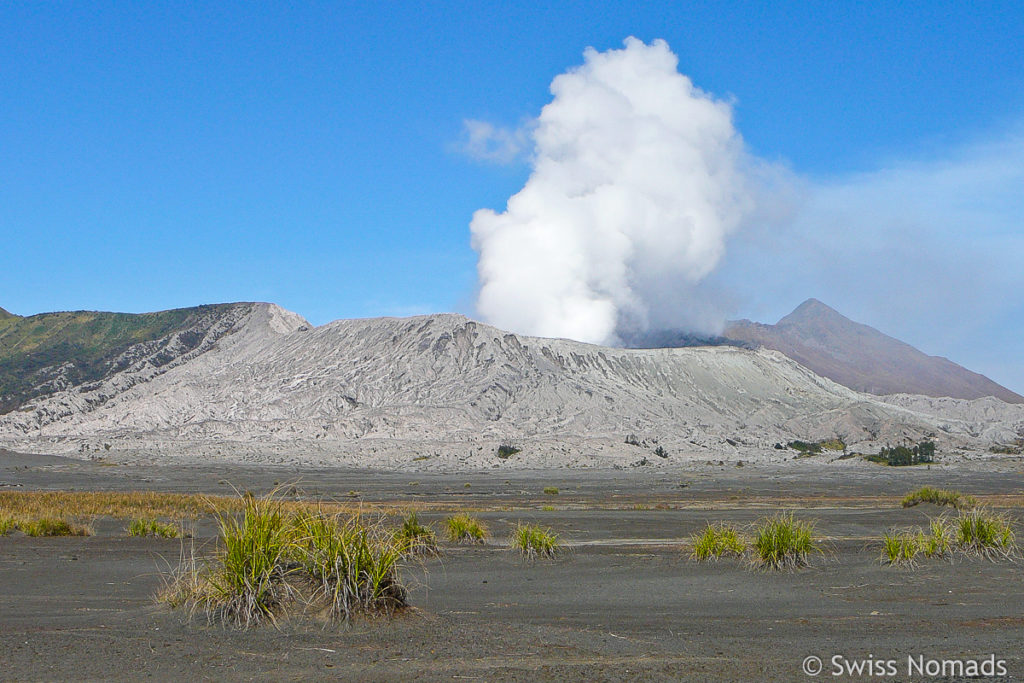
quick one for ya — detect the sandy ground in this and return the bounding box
[2,450,1023,681]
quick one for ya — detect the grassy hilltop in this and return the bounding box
[0,303,245,414]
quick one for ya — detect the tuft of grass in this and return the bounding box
[290,511,409,622]
[922,519,951,558]
[444,514,487,544]
[396,511,438,555]
[509,523,560,559]
[954,508,1016,559]
[751,513,819,570]
[18,517,91,537]
[881,530,922,567]
[0,513,16,535]
[160,493,411,628]
[543,486,559,496]
[128,518,182,538]
[691,523,747,562]
[901,486,977,510]
[201,494,295,627]
[540,505,555,512]
[881,519,956,568]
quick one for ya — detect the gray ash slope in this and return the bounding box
[0,303,1021,466]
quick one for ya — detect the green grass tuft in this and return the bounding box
[543,486,559,495]
[751,513,819,570]
[128,518,182,538]
[397,511,438,555]
[881,530,922,567]
[443,514,487,544]
[954,508,1016,559]
[901,486,977,510]
[509,523,560,559]
[160,493,411,628]
[691,523,747,561]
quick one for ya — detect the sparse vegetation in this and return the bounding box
[691,523,746,561]
[954,508,1016,559]
[871,441,936,466]
[880,519,952,568]
[787,439,846,455]
[397,511,438,555]
[128,518,182,538]
[881,530,922,567]
[509,523,560,559]
[881,510,1018,567]
[18,517,91,537]
[0,490,420,522]
[654,446,668,458]
[160,493,410,628]
[922,519,951,558]
[543,486,559,495]
[444,514,487,544]
[901,486,976,510]
[751,513,819,570]
[1,513,17,535]
[0,304,241,415]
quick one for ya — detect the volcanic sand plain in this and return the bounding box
[2,449,1024,681]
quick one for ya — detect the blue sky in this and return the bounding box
[2,2,1022,391]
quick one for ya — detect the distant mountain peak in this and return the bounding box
[778,298,845,326]
[725,300,1023,403]
[0,307,14,319]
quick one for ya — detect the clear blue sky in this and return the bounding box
[2,2,1022,390]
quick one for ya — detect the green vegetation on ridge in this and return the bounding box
[0,303,247,414]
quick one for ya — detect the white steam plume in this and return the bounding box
[470,37,754,344]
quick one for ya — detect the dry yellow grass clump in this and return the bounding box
[0,490,415,522]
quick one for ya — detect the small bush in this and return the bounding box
[444,514,487,544]
[691,523,747,561]
[901,487,976,510]
[787,440,822,454]
[543,486,559,495]
[653,446,669,458]
[128,518,181,538]
[497,444,520,459]
[509,523,560,559]
[954,508,1016,559]
[752,513,819,570]
[397,511,438,555]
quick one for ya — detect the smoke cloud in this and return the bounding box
[470,37,755,344]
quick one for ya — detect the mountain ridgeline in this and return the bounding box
[723,299,1023,404]
[0,300,1020,465]
[0,303,271,414]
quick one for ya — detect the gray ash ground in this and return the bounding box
[1,450,1023,681]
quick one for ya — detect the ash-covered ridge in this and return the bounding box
[1,306,1021,467]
